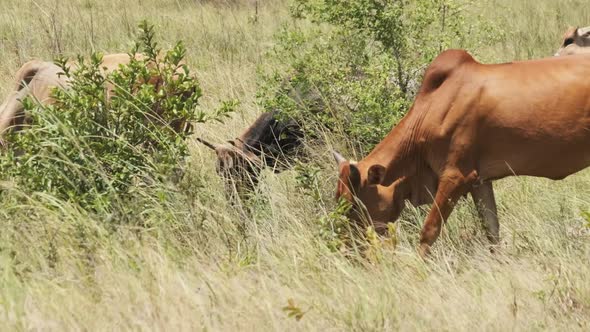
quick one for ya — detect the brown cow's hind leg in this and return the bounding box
[470,181,499,244]
[419,168,478,257]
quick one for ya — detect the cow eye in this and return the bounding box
[564,38,574,46]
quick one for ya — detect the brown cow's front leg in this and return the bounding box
[470,181,499,244]
[419,168,478,257]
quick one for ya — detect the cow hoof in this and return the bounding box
[418,243,431,259]
[488,243,501,255]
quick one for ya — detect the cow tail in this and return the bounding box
[12,60,45,91]
[0,86,31,143]
[0,60,48,145]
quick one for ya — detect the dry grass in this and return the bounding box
[0,0,589,330]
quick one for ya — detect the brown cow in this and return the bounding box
[334,49,590,257]
[555,26,590,56]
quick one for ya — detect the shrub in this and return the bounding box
[258,0,501,152]
[0,21,213,214]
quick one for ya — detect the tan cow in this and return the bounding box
[0,60,65,137]
[555,26,590,56]
[0,54,137,141]
[334,49,590,257]
[0,53,191,144]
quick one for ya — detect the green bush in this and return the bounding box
[0,22,211,213]
[258,0,501,152]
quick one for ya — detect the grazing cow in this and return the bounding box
[198,111,303,195]
[334,49,590,257]
[0,53,191,145]
[555,26,590,56]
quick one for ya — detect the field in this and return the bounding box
[0,0,589,330]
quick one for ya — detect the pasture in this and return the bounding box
[0,0,589,330]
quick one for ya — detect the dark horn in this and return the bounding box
[332,150,346,164]
[196,137,219,150]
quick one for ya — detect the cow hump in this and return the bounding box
[420,49,475,94]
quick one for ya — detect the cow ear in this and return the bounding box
[196,137,219,150]
[367,164,386,186]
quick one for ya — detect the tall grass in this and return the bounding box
[0,0,589,330]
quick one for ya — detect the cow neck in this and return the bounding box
[361,114,420,186]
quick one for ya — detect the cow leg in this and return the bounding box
[419,168,478,257]
[470,181,499,244]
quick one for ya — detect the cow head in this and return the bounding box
[333,151,409,233]
[555,26,590,56]
[197,111,304,199]
[197,137,263,193]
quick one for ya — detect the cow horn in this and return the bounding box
[332,150,346,164]
[196,137,219,150]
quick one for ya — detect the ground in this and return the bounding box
[0,0,589,330]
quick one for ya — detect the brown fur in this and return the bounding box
[336,49,590,256]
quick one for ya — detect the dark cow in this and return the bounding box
[334,49,590,257]
[198,111,303,196]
